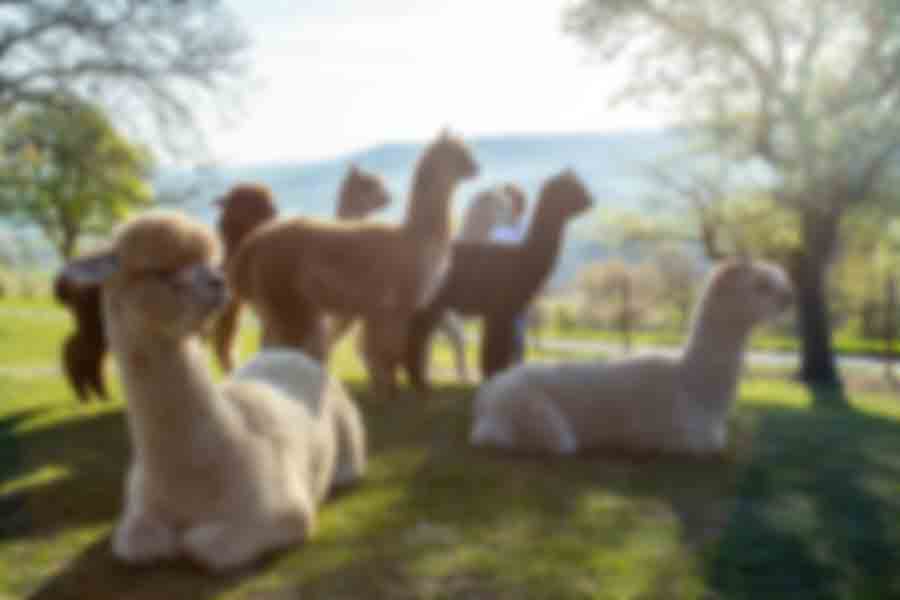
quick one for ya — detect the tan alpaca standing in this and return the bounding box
[212,167,392,372]
[61,211,366,571]
[471,260,793,456]
[230,130,479,397]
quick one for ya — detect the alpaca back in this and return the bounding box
[229,349,365,499]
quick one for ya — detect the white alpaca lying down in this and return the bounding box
[60,211,366,571]
[471,260,793,456]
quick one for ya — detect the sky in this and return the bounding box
[212,0,670,165]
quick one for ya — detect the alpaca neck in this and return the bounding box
[112,332,237,470]
[405,161,453,240]
[522,213,567,267]
[680,306,752,417]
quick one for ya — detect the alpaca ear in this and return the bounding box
[349,163,360,174]
[61,251,120,288]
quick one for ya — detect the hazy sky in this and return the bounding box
[214,0,669,164]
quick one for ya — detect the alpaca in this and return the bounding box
[457,183,522,242]
[470,260,794,456]
[212,167,391,371]
[61,211,366,571]
[212,183,278,372]
[421,182,526,383]
[230,130,479,397]
[54,268,108,402]
[404,170,592,392]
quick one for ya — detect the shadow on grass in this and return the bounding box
[0,408,128,542]
[709,385,900,599]
[266,383,741,599]
[28,536,254,600]
[9,379,899,599]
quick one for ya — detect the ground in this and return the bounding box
[0,299,899,599]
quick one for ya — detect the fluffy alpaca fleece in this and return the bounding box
[61,210,366,571]
[404,170,592,391]
[230,130,479,397]
[471,260,794,457]
[212,168,391,371]
[54,265,109,402]
[457,183,522,242]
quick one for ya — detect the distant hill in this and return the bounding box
[7,129,691,284]
[171,129,687,222]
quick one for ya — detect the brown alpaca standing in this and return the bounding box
[212,167,391,371]
[55,269,109,402]
[229,130,479,397]
[404,170,592,392]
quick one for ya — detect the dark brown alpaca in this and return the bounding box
[229,130,479,397]
[211,183,279,372]
[212,167,391,371]
[55,258,109,402]
[404,170,592,391]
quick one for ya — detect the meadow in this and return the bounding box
[0,299,899,599]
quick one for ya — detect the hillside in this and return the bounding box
[6,129,690,283]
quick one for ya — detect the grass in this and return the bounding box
[0,299,899,598]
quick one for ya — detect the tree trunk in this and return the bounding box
[790,209,846,406]
[60,235,77,261]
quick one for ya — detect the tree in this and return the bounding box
[567,0,900,394]
[652,243,702,331]
[579,259,660,352]
[0,100,153,259]
[0,0,249,153]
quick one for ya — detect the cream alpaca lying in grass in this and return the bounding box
[471,260,793,456]
[61,211,366,571]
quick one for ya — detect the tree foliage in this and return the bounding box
[0,0,250,153]
[566,0,900,388]
[0,100,153,259]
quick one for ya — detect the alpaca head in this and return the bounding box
[535,169,593,223]
[61,211,228,342]
[422,129,480,183]
[215,183,278,254]
[702,260,794,329]
[337,165,392,219]
[468,186,515,226]
[501,183,527,223]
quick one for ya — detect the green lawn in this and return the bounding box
[1,300,899,599]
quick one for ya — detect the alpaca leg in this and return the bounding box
[363,318,400,400]
[525,395,578,455]
[182,477,314,571]
[470,412,515,449]
[404,308,441,393]
[481,317,516,379]
[212,299,242,372]
[62,336,89,403]
[440,311,469,382]
[363,337,396,401]
[112,467,178,563]
[330,394,367,488]
[86,349,109,401]
[182,508,311,572]
[471,393,577,455]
